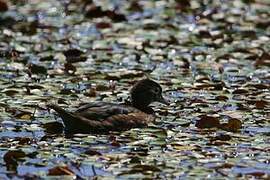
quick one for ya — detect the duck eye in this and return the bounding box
[153,88,160,94]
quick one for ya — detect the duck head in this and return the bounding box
[130,79,168,110]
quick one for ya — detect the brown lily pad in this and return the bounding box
[84,149,102,156]
[195,115,220,129]
[221,118,242,132]
[48,166,74,176]
[4,150,26,171]
[0,0,8,12]
[63,49,87,63]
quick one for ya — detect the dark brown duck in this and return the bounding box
[48,79,168,134]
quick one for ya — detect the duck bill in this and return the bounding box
[158,96,169,105]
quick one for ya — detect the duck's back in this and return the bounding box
[75,102,142,121]
[49,102,155,133]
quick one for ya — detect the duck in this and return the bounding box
[48,79,168,134]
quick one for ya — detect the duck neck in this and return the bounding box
[132,102,154,114]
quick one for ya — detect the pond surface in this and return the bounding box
[0,0,269,179]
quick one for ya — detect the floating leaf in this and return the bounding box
[4,150,26,171]
[255,51,270,67]
[215,95,228,101]
[13,21,38,35]
[211,134,232,141]
[48,166,74,176]
[0,0,8,12]
[18,113,32,120]
[119,164,161,175]
[221,118,242,132]
[64,63,77,74]
[195,115,220,129]
[28,63,47,75]
[12,109,33,120]
[39,55,54,62]
[84,3,126,22]
[232,89,249,94]
[96,22,112,29]
[63,49,87,63]
[84,149,102,156]
[15,137,36,145]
